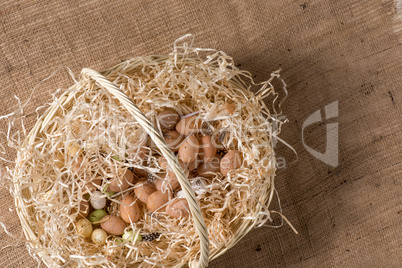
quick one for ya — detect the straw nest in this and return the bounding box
[10,36,287,267]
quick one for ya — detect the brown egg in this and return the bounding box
[220,150,243,176]
[100,215,127,235]
[166,198,190,218]
[159,157,187,172]
[134,181,157,203]
[155,171,181,192]
[129,147,150,165]
[154,177,164,192]
[199,135,217,162]
[158,156,169,170]
[176,115,202,136]
[178,135,199,163]
[158,109,180,129]
[186,157,200,172]
[198,157,221,178]
[164,131,184,152]
[132,167,149,178]
[109,169,135,192]
[120,195,141,223]
[147,191,170,212]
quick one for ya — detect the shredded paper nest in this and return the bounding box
[3,35,288,267]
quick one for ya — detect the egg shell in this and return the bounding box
[166,198,190,218]
[120,195,141,223]
[164,131,184,152]
[198,157,221,178]
[146,191,170,212]
[130,146,150,165]
[220,150,243,176]
[76,218,93,238]
[159,156,187,172]
[132,167,149,178]
[158,109,180,129]
[155,172,180,192]
[158,156,168,170]
[186,157,200,172]
[102,184,116,197]
[90,191,107,209]
[178,135,199,163]
[176,115,202,136]
[109,169,135,192]
[154,178,163,191]
[122,230,143,242]
[134,181,157,203]
[91,228,108,245]
[100,215,127,235]
[89,209,108,223]
[199,135,217,162]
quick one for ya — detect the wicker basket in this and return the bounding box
[13,51,278,267]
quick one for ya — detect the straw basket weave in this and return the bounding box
[13,52,279,267]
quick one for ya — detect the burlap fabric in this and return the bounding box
[0,1,400,267]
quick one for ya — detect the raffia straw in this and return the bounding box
[4,35,289,267]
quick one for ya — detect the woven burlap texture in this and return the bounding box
[0,1,401,267]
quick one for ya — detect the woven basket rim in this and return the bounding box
[13,55,274,268]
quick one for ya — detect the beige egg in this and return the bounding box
[220,150,243,176]
[100,215,127,235]
[178,135,199,163]
[120,195,141,223]
[158,109,180,129]
[109,169,135,192]
[199,135,217,162]
[176,115,202,136]
[198,157,221,178]
[91,228,108,245]
[166,198,190,218]
[76,218,93,238]
[146,191,170,212]
[134,181,157,203]
[164,131,184,152]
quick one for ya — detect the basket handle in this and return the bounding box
[81,68,210,268]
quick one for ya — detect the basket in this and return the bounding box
[12,38,281,268]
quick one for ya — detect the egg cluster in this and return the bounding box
[73,107,242,245]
